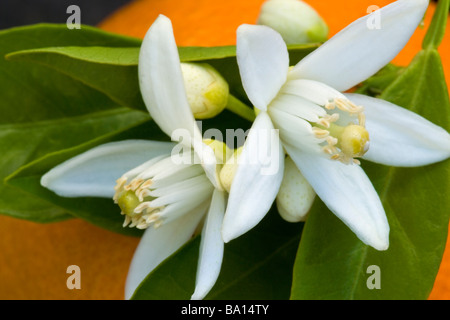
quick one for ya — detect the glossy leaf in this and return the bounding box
[131,208,303,300]
[0,24,146,222]
[422,0,450,49]
[291,47,450,299]
[6,43,318,113]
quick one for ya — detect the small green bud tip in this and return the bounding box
[257,0,329,44]
[116,190,141,218]
[181,62,229,119]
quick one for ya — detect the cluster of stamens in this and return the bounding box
[113,176,163,230]
[312,98,369,165]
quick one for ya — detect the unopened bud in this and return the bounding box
[203,139,232,165]
[181,62,229,119]
[257,0,328,44]
[219,147,243,193]
[276,156,315,222]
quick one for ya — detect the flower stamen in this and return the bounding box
[316,98,369,164]
[113,153,215,230]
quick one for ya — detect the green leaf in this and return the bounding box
[0,109,149,224]
[5,119,161,235]
[422,0,450,49]
[291,47,450,299]
[355,63,405,97]
[6,46,145,111]
[131,208,303,300]
[5,42,318,114]
[0,24,147,222]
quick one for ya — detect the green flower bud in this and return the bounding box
[219,147,243,193]
[276,156,315,222]
[203,138,232,165]
[257,0,329,44]
[181,62,229,119]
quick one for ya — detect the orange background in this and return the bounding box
[0,0,449,299]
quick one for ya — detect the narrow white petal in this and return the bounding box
[347,93,450,166]
[222,112,285,242]
[281,79,346,106]
[124,200,209,299]
[270,93,326,122]
[191,189,226,300]
[285,145,389,251]
[139,15,203,144]
[149,176,212,207]
[152,165,205,188]
[157,187,214,225]
[41,140,174,198]
[236,24,289,110]
[268,107,323,155]
[290,0,429,92]
[192,139,222,190]
[139,14,222,192]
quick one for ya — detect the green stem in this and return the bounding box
[225,94,256,122]
[422,0,450,50]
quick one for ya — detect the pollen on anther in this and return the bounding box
[325,101,335,110]
[326,136,338,146]
[313,127,330,139]
[114,177,127,191]
[331,154,341,160]
[125,178,143,191]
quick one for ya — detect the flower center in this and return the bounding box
[268,78,370,165]
[113,150,215,229]
[313,98,369,164]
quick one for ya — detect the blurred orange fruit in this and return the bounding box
[1,0,449,300]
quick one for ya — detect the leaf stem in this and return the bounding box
[422,0,450,50]
[225,94,256,122]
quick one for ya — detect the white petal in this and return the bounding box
[192,139,222,190]
[124,200,209,299]
[285,145,389,251]
[191,189,226,300]
[222,112,285,242]
[346,93,450,166]
[268,107,323,155]
[281,79,346,106]
[236,24,289,111]
[139,15,203,144]
[41,140,174,198]
[290,0,429,92]
[270,93,326,123]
